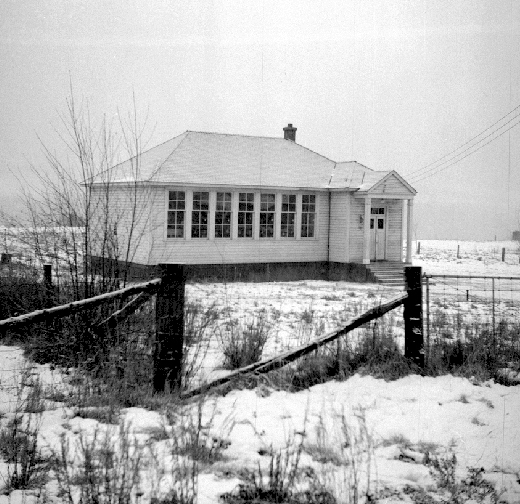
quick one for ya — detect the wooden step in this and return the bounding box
[366,262,409,286]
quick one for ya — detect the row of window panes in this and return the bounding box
[167,191,316,239]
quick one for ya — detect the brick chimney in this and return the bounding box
[283,123,297,142]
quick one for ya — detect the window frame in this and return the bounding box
[300,194,317,238]
[280,194,296,239]
[166,190,186,239]
[215,192,232,239]
[191,191,209,239]
[259,193,276,239]
[238,192,255,238]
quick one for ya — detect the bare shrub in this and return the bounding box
[220,432,335,504]
[148,397,232,504]
[182,301,219,389]
[0,378,50,494]
[403,450,499,504]
[54,421,142,504]
[305,408,375,503]
[219,314,270,370]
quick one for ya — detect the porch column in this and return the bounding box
[363,197,371,264]
[406,198,414,263]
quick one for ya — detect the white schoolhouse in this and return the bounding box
[91,124,416,281]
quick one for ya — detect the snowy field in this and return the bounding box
[1,240,520,504]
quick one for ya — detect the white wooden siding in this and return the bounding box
[148,188,329,265]
[370,173,414,198]
[349,198,365,262]
[90,185,157,265]
[329,192,349,263]
[93,184,406,266]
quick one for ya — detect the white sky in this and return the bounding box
[1,0,520,239]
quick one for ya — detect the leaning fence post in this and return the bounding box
[154,264,185,393]
[404,267,424,368]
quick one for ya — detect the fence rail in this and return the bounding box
[0,278,161,331]
[0,262,436,404]
[0,264,186,393]
[182,292,408,399]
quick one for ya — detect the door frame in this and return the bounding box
[370,206,387,261]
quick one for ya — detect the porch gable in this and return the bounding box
[366,171,416,198]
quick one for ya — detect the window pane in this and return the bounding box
[261,193,275,211]
[192,192,209,238]
[193,192,209,210]
[215,192,232,239]
[216,192,232,211]
[260,193,275,238]
[301,194,316,237]
[167,191,185,238]
[238,193,254,238]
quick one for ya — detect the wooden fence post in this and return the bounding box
[502,248,505,262]
[404,266,424,368]
[154,264,185,393]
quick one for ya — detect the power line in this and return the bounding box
[409,110,520,184]
[407,103,520,183]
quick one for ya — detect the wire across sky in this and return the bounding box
[407,103,520,184]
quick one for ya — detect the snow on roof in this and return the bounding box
[329,161,389,190]
[93,131,411,192]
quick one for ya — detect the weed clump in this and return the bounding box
[0,376,50,494]
[221,440,336,504]
[219,314,270,369]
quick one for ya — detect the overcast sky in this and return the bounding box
[1,0,519,240]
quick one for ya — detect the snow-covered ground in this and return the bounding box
[414,240,520,277]
[1,241,520,504]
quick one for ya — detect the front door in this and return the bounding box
[370,207,386,261]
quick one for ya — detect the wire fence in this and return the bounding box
[183,279,407,387]
[415,240,520,266]
[0,273,407,410]
[423,274,520,364]
[8,263,520,413]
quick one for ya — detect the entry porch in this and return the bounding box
[356,195,414,265]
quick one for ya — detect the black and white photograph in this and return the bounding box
[1,2,519,503]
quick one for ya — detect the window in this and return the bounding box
[192,191,209,238]
[215,192,232,238]
[281,194,296,238]
[167,191,185,238]
[260,193,275,238]
[238,192,254,238]
[371,207,385,230]
[301,194,316,238]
